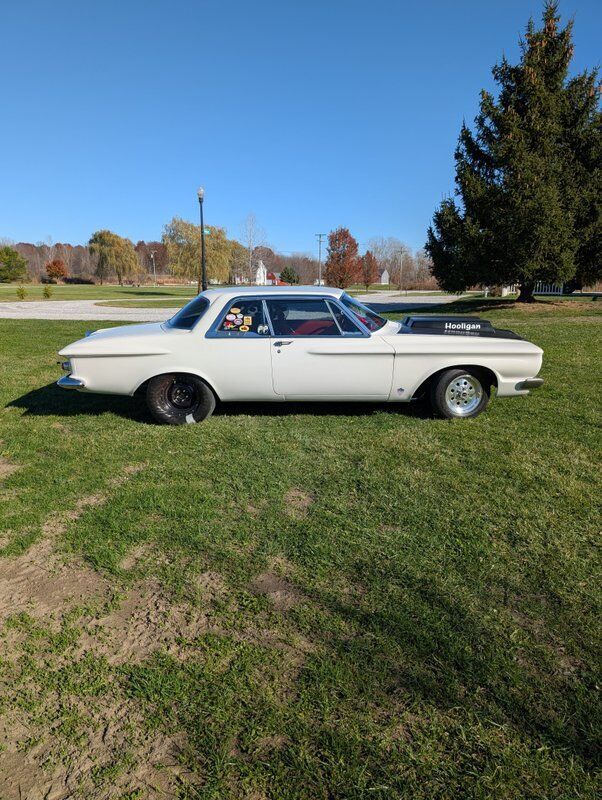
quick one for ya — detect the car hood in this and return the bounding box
[59,322,175,357]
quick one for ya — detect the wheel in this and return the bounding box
[146,373,216,425]
[430,369,490,419]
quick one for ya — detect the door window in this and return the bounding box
[265,299,340,336]
[327,300,363,334]
[217,299,268,335]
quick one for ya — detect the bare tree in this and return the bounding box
[239,213,266,283]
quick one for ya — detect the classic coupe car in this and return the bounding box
[57,286,543,424]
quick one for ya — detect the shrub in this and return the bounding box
[42,285,53,299]
[16,286,27,300]
[41,276,58,284]
[63,276,96,285]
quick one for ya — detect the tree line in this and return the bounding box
[1,216,433,289]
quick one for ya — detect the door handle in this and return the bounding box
[273,340,293,347]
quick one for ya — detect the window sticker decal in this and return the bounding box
[226,313,235,321]
[239,325,250,332]
[243,316,252,325]
[234,318,242,326]
[230,307,241,314]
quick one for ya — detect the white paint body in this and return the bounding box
[58,286,543,404]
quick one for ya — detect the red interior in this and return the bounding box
[289,319,338,336]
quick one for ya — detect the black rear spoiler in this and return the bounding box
[398,315,523,340]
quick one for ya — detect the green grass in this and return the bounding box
[0,303,600,798]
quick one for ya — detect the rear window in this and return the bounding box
[165,296,210,330]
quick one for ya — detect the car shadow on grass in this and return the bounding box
[8,383,433,424]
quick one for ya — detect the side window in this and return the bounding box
[265,299,340,336]
[327,301,363,334]
[218,299,268,335]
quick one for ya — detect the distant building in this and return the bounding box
[255,260,268,285]
[379,268,390,285]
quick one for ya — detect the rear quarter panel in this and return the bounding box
[381,334,543,399]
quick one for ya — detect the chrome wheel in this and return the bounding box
[444,373,483,416]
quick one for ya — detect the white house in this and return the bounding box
[379,268,390,285]
[255,260,268,285]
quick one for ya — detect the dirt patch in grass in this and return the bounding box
[0,463,147,624]
[0,456,19,481]
[0,698,196,800]
[0,536,110,625]
[119,542,155,571]
[83,581,208,665]
[284,487,314,519]
[250,572,304,611]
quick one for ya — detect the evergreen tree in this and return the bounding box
[279,265,300,284]
[0,246,28,283]
[426,2,601,301]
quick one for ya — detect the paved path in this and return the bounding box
[0,293,465,322]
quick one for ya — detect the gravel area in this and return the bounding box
[0,293,464,322]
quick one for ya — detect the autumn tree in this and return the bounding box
[426,2,601,301]
[359,250,378,291]
[45,259,68,281]
[324,228,359,288]
[89,230,141,285]
[0,246,27,282]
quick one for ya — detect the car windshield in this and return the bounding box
[340,294,387,332]
[165,296,210,330]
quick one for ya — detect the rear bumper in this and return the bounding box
[57,375,86,390]
[515,378,544,391]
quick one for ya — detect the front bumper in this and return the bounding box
[57,375,86,390]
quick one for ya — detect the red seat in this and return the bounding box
[292,319,338,336]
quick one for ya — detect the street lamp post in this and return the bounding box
[197,187,207,293]
[149,249,157,286]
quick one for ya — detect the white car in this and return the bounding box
[57,286,544,424]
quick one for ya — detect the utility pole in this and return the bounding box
[316,233,326,286]
[149,250,157,286]
[398,249,405,295]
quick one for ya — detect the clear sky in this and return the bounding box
[1,0,600,256]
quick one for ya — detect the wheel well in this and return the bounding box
[411,365,498,400]
[134,372,220,402]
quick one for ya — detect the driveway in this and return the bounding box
[0,292,465,322]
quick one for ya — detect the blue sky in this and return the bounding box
[1,0,600,255]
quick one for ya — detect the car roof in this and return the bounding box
[202,285,345,301]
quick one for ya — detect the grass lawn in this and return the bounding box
[0,300,600,798]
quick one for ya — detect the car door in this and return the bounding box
[202,296,275,400]
[266,297,394,399]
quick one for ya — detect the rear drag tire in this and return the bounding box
[146,373,216,425]
[430,368,490,419]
